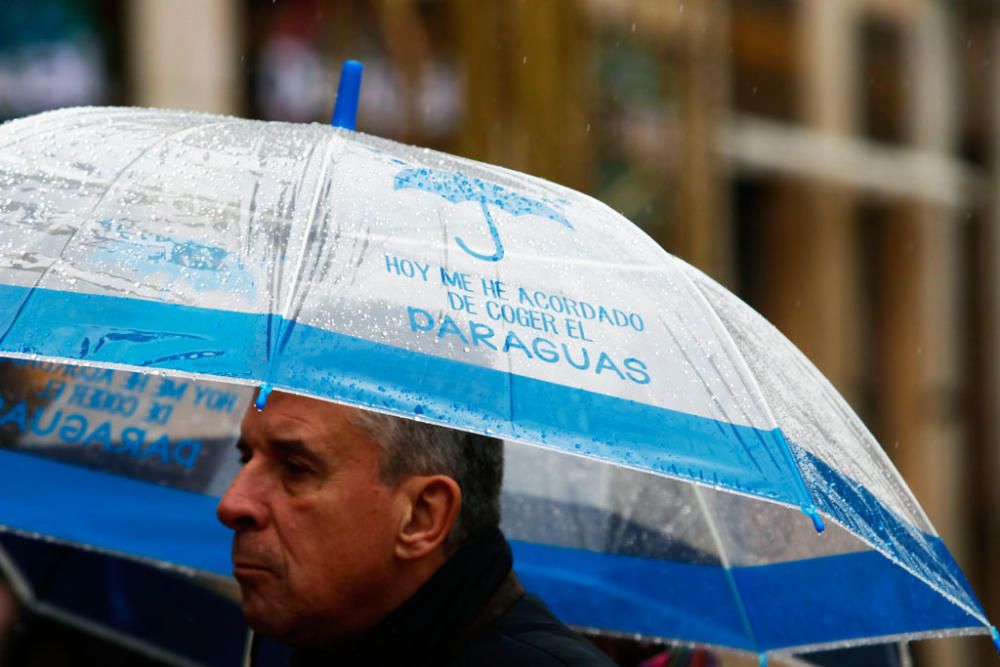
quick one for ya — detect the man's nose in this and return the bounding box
[217,464,268,531]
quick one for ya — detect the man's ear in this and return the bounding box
[395,475,462,561]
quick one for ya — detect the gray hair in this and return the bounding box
[350,411,504,552]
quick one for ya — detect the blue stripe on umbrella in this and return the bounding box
[0,283,809,507]
[0,447,981,652]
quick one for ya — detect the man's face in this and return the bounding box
[217,392,405,644]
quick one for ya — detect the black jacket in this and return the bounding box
[451,588,617,666]
[290,529,617,666]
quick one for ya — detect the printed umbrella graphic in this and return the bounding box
[0,102,996,667]
[393,166,572,262]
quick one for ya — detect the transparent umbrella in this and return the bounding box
[0,100,995,665]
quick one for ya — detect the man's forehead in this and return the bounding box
[240,391,362,441]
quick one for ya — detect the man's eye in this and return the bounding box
[282,460,310,476]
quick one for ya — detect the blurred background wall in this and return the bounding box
[0,0,997,664]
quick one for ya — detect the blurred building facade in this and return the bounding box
[2,0,999,665]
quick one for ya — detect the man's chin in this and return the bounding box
[242,598,295,641]
[245,608,329,648]
[242,598,351,648]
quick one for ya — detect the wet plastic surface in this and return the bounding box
[0,107,990,656]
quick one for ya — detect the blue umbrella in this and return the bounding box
[0,511,909,667]
[0,532,254,667]
[0,96,995,665]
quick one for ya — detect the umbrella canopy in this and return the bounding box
[0,361,911,667]
[0,532,912,667]
[0,532,252,667]
[0,106,994,663]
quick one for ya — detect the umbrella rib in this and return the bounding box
[0,541,34,603]
[666,257,824,529]
[691,484,763,660]
[671,266,998,627]
[671,263,1000,633]
[657,313,772,475]
[269,135,340,367]
[261,137,321,368]
[493,248,515,428]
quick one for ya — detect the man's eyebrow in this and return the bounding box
[270,438,323,464]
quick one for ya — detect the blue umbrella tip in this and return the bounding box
[990,625,1000,654]
[331,60,363,131]
[758,653,767,667]
[802,505,826,534]
[254,383,274,412]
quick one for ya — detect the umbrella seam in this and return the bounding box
[672,264,989,627]
[657,312,775,476]
[0,541,34,603]
[663,256,820,522]
[813,514,990,627]
[683,263,937,531]
[268,131,342,376]
[691,483,763,659]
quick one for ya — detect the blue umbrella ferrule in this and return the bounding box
[802,504,826,534]
[254,383,274,411]
[331,60,363,131]
[990,625,1000,654]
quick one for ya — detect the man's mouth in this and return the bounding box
[231,541,276,574]
[233,561,272,571]
[231,548,277,575]
[232,561,275,581]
